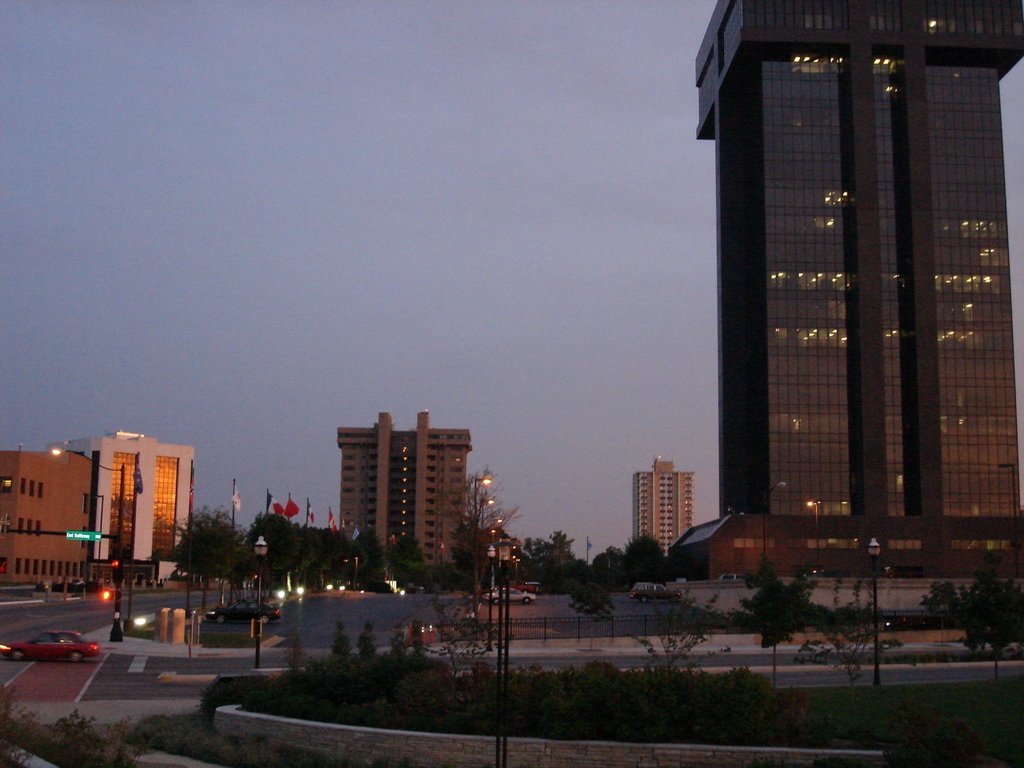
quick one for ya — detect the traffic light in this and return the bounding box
[101,589,112,601]
[0,556,7,574]
[111,559,122,582]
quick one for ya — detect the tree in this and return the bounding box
[622,536,666,585]
[635,594,727,669]
[388,534,426,588]
[567,581,614,649]
[738,558,816,687]
[798,581,901,685]
[449,472,517,610]
[923,555,1024,678]
[426,596,490,676]
[590,546,625,589]
[172,507,243,609]
[521,531,584,592]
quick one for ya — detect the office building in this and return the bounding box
[681,0,1023,578]
[0,450,93,584]
[633,459,695,553]
[47,432,195,580]
[337,412,471,564]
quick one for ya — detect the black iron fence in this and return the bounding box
[424,608,953,644]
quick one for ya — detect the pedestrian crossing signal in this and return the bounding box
[0,556,7,574]
[101,589,112,600]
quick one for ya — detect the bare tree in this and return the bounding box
[450,471,518,614]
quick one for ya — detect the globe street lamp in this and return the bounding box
[254,535,268,669]
[868,537,881,686]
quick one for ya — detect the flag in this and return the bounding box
[284,496,300,519]
[133,453,144,495]
[188,462,195,516]
[586,537,592,552]
[328,508,338,533]
[272,500,286,516]
[352,525,360,540]
[232,488,241,514]
[306,498,314,525]
[265,489,274,515]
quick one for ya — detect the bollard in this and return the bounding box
[156,607,170,643]
[171,608,186,644]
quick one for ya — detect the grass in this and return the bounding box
[805,675,1024,767]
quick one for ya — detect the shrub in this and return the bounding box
[200,675,268,722]
[695,668,778,746]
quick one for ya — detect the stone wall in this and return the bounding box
[215,705,887,768]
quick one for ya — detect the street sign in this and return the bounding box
[66,530,103,542]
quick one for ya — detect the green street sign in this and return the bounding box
[66,530,103,542]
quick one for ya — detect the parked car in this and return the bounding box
[717,574,744,581]
[0,632,100,662]
[628,582,682,602]
[205,600,281,623]
[511,582,542,594]
[485,587,536,604]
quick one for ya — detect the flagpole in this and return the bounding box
[231,478,237,530]
[305,497,310,528]
[185,460,195,628]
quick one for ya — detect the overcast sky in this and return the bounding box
[4,1,1024,557]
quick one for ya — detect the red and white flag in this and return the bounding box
[328,508,338,533]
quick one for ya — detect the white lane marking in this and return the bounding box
[128,656,148,673]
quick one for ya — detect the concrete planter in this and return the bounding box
[215,705,886,768]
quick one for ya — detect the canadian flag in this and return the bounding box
[284,496,300,519]
[328,508,338,533]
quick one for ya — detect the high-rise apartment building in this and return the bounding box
[633,459,695,553]
[337,412,471,564]
[678,0,1024,578]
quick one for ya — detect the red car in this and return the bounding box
[0,632,100,662]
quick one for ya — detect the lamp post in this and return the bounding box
[763,480,786,556]
[51,448,126,641]
[806,500,821,570]
[486,545,496,652]
[868,537,881,686]
[492,533,514,768]
[253,535,268,669]
[998,463,1021,578]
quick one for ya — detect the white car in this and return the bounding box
[485,587,536,604]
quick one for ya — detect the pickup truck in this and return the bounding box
[628,582,682,602]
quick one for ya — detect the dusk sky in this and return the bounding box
[5,1,1024,558]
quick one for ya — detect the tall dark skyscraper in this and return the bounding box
[679,0,1024,577]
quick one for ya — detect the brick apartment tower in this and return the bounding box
[337,412,471,565]
[680,0,1024,578]
[633,459,695,554]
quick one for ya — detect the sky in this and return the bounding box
[4,1,1024,558]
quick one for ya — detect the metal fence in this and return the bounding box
[427,608,952,644]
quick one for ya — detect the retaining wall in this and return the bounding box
[215,705,886,768]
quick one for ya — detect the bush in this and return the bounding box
[694,668,778,745]
[200,675,268,722]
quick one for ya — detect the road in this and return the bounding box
[2,589,1021,702]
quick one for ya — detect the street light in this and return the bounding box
[806,500,821,570]
[868,537,881,686]
[254,535,268,669]
[50,448,125,638]
[763,480,787,555]
[486,544,496,652]
[492,533,514,768]
[998,463,1021,578]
